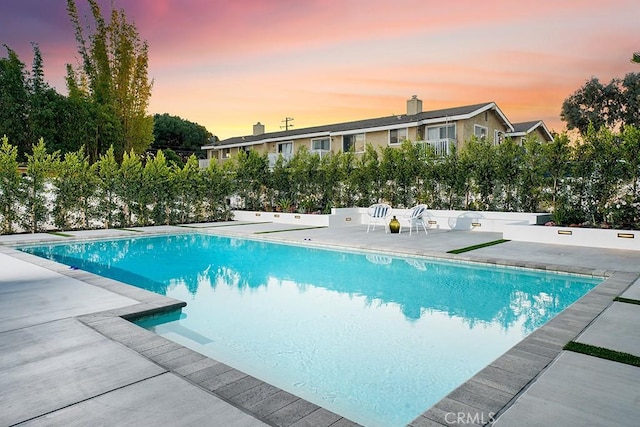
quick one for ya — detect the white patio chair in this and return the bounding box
[366,203,392,233]
[400,204,428,236]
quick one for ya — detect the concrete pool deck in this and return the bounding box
[1,222,639,426]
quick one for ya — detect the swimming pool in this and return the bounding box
[20,233,601,426]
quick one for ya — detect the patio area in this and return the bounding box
[1,222,639,426]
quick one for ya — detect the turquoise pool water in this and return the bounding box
[21,233,601,427]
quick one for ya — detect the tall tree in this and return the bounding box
[561,74,640,134]
[153,113,211,157]
[494,137,524,211]
[27,43,72,154]
[53,147,96,230]
[93,146,120,228]
[66,0,153,159]
[22,139,59,233]
[0,45,29,158]
[542,133,573,214]
[0,136,23,234]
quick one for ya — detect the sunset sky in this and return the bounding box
[2,0,639,140]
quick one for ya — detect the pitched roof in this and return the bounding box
[508,120,553,141]
[204,102,512,149]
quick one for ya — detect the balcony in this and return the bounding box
[416,138,457,156]
[310,149,331,158]
[268,152,293,168]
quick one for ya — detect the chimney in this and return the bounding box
[407,95,422,115]
[253,122,265,136]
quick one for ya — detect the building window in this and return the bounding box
[426,124,456,141]
[342,133,365,153]
[389,128,408,145]
[474,125,488,140]
[311,137,330,151]
[494,130,503,145]
[241,145,251,152]
[277,141,293,156]
[223,148,231,158]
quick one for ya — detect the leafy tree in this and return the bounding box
[518,136,545,213]
[118,150,144,226]
[153,113,211,157]
[0,136,23,234]
[0,46,29,159]
[171,155,202,223]
[162,148,184,168]
[619,125,640,197]
[268,155,291,209]
[396,140,427,207]
[542,133,573,214]
[93,146,120,228]
[288,146,322,210]
[433,148,470,210]
[53,147,96,230]
[494,137,524,211]
[561,74,640,134]
[616,73,640,131]
[143,150,172,224]
[22,139,58,233]
[317,152,343,213]
[337,150,356,207]
[572,125,622,224]
[66,0,153,158]
[378,146,401,206]
[201,159,233,221]
[233,150,269,210]
[413,144,438,207]
[464,137,497,210]
[350,144,380,207]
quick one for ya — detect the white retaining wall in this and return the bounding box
[503,224,640,251]
[231,208,638,251]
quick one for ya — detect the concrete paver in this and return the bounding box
[20,372,267,427]
[0,252,137,332]
[620,276,640,300]
[575,301,640,357]
[493,351,640,427]
[0,318,165,426]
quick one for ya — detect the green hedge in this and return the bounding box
[1,125,639,234]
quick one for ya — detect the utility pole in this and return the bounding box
[281,117,294,131]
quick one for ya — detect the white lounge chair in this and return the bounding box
[366,203,392,233]
[400,204,428,236]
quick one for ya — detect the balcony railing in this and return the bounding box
[416,138,456,156]
[198,158,211,168]
[310,149,331,158]
[268,152,293,168]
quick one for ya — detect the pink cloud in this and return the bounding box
[3,0,639,139]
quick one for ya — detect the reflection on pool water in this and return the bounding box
[21,233,601,427]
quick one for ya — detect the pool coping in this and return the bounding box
[4,228,637,427]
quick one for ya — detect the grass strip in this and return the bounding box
[614,296,640,306]
[255,226,327,234]
[564,341,640,367]
[447,239,510,254]
[47,231,73,237]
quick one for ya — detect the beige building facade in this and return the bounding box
[201,96,553,167]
